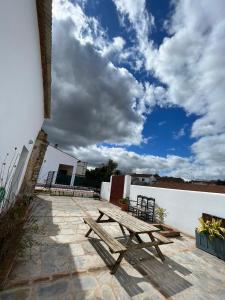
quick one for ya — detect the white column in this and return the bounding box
[71,172,76,187]
[123,175,131,198]
[52,171,57,185]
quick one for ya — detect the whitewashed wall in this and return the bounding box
[0,0,44,194]
[100,182,111,201]
[123,175,131,198]
[130,185,225,236]
[38,145,78,186]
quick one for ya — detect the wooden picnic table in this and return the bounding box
[84,206,172,274]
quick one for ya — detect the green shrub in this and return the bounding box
[155,207,167,224]
[119,197,129,204]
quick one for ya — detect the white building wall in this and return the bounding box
[100,182,111,201]
[130,185,225,236]
[0,0,44,194]
[38,145,78,185]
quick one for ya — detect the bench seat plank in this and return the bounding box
[84,217,126,253]
[152,232,173,244]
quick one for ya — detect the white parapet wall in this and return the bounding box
[100,182,111,201]
[130,185,225,236]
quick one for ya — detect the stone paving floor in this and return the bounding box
[1,195,225,300]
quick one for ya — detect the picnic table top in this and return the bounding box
[98,207,160,234]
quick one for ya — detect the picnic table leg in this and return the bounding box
[135,233,143,243]
[110,252,125,274]
[111,231,135,274]
[96,211,104,222]
[85,212,104,237]
[119,224,127,237]
[148,233,165,262]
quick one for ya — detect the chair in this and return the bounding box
[129,195,155,222]
[128,195,142,213]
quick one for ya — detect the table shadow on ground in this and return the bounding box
[89,236,192,298]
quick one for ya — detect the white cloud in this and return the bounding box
[152,0,225,179]
[46,0,155,149]
[113,0,225,179]
[158,121,166,126]
[114,0,225,138]
[53,0,103,46]
[173,126,187,140]
[46,0,225,180]
[73,144,225,180]
[113,0,155,70]
[101,36,125,57]
[72,144,189,175]
[152,3,225,138]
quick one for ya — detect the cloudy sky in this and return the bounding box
[44,0,225,180]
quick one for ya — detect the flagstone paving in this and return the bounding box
[1,195,225,299]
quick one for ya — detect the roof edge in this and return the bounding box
[36,0,52,118]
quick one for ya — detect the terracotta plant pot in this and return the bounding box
[120,203,129,211]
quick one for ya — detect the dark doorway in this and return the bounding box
[55,164,73,185]
[110,175,125,206]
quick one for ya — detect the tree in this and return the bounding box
[85,160,119,188]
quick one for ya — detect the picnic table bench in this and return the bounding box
[84,207,172,274]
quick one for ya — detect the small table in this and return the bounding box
[85,207,172,273]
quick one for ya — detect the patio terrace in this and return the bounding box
[1,195,225,300]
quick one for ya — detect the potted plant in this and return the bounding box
[155,207,167,227]
[154,207,180,237]
[196,216,225,260]
[119,197,129,211]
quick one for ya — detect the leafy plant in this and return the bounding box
[155,207,168,224]
[0,148,19,211]
[0,187,5,204]
[0,194,41,288]
[119,197,129,204]
[197,217,225,240]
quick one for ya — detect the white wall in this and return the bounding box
[123,175,131,198]
[130,185,225,236]
[0,1,44,194]
[38,145,77,186]
[100,182,111,201]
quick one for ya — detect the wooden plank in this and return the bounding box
[152,232,173,244]
[99,207,160,234]
[97,219,116,223]
[129,241,159,250]
[84,217,126,253]
[99,208,147,231]
[111,231,135,274]
[149,232,165,261]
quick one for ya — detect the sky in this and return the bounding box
[44,0,225,180]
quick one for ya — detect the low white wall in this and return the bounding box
[130,185,225,236]
[100,182,111,201]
